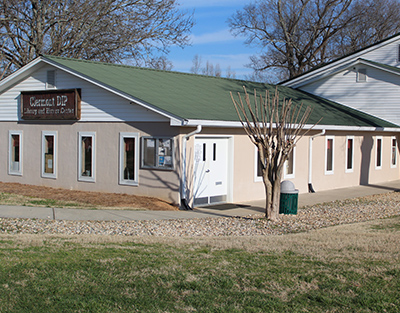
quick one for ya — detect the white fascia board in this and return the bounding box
[282,35,400,88]
[184,119,243,128]
[284,59,361,88]
[309,124,400,132]
[183,119,400,132]
[285,58,400,89]
[358,59,400,76]
[0,57,44,92]
[41,58,184,125]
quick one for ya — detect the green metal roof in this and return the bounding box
[43,55,398,128]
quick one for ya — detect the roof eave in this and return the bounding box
[183,119,400,132]
[281,34,400,87]
[0,57,44,92]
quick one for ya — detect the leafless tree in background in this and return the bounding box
[190,54,232,78]
[190,54,202,74]
[229,0,400,81]
[231,87,317,220]
[0,0,193,77]
[332,0,400,56]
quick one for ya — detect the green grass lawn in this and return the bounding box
[0,217,399,312]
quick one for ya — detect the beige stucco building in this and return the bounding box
[0,56,399,208]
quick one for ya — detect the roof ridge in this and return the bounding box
[42,54,256,84]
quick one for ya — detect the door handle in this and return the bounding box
[205,169,210,173]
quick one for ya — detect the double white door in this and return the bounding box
[193,137,229,206]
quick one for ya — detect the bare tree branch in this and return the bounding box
[229,0,400,81]
[0,0,194,77]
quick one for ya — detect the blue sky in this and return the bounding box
[168,0,259,79]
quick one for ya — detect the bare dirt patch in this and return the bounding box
[0,182,177,211]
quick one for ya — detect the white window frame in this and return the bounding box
[391,136,397,168]
[41,131,57,179]
[283,146,296,179]
[325,136,334,175]
[78,132,96,182]
[119,132,139,186]
[345,136,354,173]
[8,130,23,176]
[375,136,383,170]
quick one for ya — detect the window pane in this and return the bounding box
[257,153,263,177]
[377,139,382,167]
[81,136,92,177]
[143,138,156,167]
[286,149,294,175]
[158,139,172,168]
[44,135,54,174]
[11,134,20,171]
[347,138,353,170]
[392,138,397,166]
[327,139,333,171]
[123,137,135,180]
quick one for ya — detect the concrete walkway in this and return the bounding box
[0,180,399,222]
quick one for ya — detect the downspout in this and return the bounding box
[308,129,326,193]
[181,125,202,210]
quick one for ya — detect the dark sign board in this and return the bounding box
[21,89,81,120]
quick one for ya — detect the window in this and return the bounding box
[78,132,95,182]
[254,147,295,180]
[42,131,57,178]
[9,131,22,175]
[46,70,56,89]
[376,136,382,169]
[141,137,173,169]
[325,136,334,174]
[284,147,295,179]
[391,137,397,168]
[254,147,263,182]
[357,68,367,82]
[346,136,354,173]
[119,133,139,185]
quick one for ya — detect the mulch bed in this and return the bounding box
[0,182,178,211]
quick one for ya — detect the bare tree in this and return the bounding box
[190,54,202,74]
[0,0,193,76]
[229,0,400,81]
[214,64,222,77]
[147,56,173,71]
[202,61,214,76]
[226,66,236,79]
[231,87,318,220]
[191,55,234,78]
[333,0,400,56]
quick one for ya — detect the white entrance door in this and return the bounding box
[193,137,229,206]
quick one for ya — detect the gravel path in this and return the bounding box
[1,193,400,237]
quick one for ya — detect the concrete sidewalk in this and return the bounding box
[0,180,399,222]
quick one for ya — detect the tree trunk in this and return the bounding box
[264,177,280,221]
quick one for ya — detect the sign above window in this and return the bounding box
[21,89,81,120]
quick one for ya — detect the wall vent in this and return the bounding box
[357,68,367,82]
[46,70,56,89]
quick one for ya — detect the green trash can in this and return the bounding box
[279,181,299,215]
